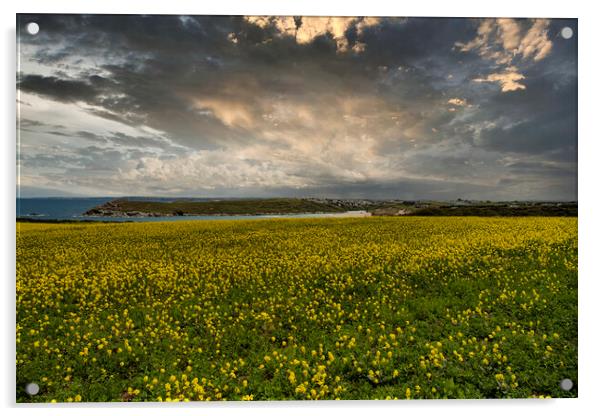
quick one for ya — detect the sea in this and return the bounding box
[16,198,369,222]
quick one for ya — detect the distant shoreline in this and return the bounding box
[16,198,577,222]
[80,198,577,218]
[17,210,372,224]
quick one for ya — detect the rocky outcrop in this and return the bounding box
[83,208,166,217]
[83,200,167,217]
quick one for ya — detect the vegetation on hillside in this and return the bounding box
[84,198,346,217]
[81,198,578,218]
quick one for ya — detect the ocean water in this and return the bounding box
[16,198,369,222]
[17,198,113,220]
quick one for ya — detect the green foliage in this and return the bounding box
[85,198,346,216]
[16,217,577,402]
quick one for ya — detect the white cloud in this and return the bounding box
[193,98,255,129]
[518,19,553,61]
[496,18,522,51]
[227,32,238,44]
[244,16,381,53]
[448,97,468,106]
[456,18,552,63]
[455,18,553,92]
[474,68,526,92]
[455,19,494,54]
[120,148,308,190]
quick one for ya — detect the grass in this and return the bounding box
[84,198,346,216]
[16,217,577,401]
[82,198,578,218]
[406,204,577,217]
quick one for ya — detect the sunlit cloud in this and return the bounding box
[455,18,554,92]
[448,98,468,106]
[474,68,527,92]
[244,16,381,53]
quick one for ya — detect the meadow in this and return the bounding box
[16,217,577,402]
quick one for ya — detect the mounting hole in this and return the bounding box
[559,378,573,391]
[560,27,573,39]
[26,22,39,35]
[25,382,40,396]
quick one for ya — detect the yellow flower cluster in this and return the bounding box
[16,217,577,401]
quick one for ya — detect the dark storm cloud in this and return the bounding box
[32,48,71,64]
[454,63,577,159]
[75,130,108,143]
[17,14,577,199]
[19,118,45,128]
[46,130,70,137]
[361,18,476,67]
[106,132,188,153]
[18,74,100,103]
[19,118,65,130]
[169,176,500,201]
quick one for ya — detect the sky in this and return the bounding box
[17,15,577,200]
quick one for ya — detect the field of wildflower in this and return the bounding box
[16,217,577,402]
